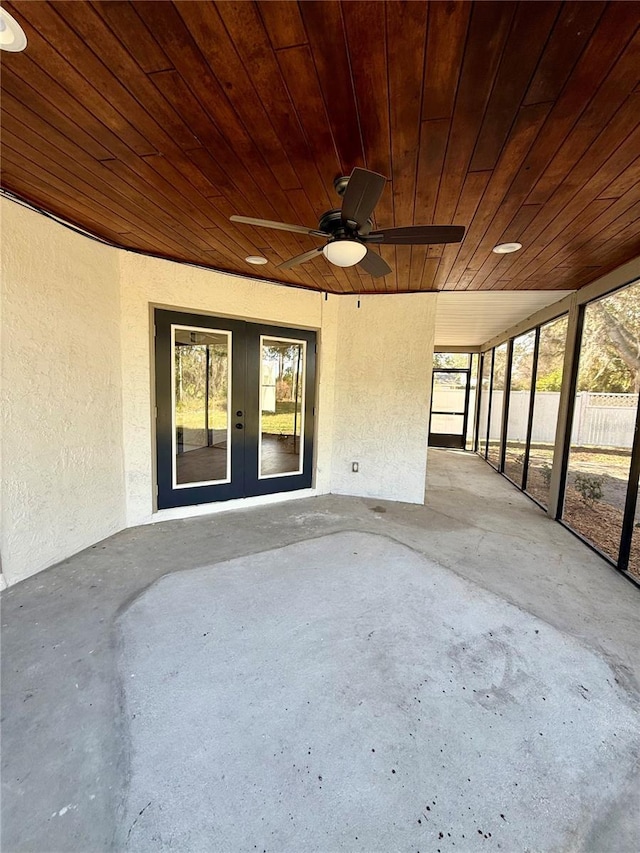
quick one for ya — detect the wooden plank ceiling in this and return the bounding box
[1,1,639,294]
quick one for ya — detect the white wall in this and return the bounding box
[330,294,436,503]
[119,251,332,527]
[0,200,125,585]
[1,198,437,584]
[119,255,436,522]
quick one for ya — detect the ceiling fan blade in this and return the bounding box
[341,168,387,229]
[277,247,324,270]
[365,225,466,245]
[230,215,326,238]
[358,248,392,278]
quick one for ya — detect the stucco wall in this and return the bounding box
[119,252,334,527]
[1,200,125,585]
[119,255,435,523]
[330,294,435,503]
[1,198,437,584]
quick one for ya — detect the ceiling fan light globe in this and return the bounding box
[322,240,367,267]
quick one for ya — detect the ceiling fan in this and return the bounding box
[230,167,465,278]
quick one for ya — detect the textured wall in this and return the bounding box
[119,252,331,526]
[1,200,125,585]
[330,294,436,503]
[1,199,438,585]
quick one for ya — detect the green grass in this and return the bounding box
[176,400,302,435]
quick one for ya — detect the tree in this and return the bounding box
[578,284,640,393]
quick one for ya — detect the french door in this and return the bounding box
[155,309,316,509]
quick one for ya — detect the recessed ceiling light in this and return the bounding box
[0,8,27,52]
[245,255,268,265]
[492,242,522,254]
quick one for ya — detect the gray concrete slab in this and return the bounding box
[120,532,639,853]
[2,451,639,852]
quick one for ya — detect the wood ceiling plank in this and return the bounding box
[433,1,517,228]
[462,203,543,290]
[1,150,148,243]
[598,157,640,200]
[469,1,560,172]
[526,28,640,205]
[386,0,428,290]
[257,0,308,50]
[298,0,366,175]
[174,1,302,192]
[513,265,602,291]
[2,22,228,222]
[422,1,471,122]
[147,68,271,212]
[215,1,333,216]
[516,193,640,287]
[2,0,638,294]
[523,1,606,105]
[415,120,450,225]
[507,1,640,204]
[0,61,114,162]
[92,1,173,74]
[100,160,222,253]
[341,0,394,292]
[409,118,451,292]
[497,198,615,288]
[207,194,318,275]
[275,46,343,199]
[554,215,640,276]
[10,1,157,157]
[208,192,341,293]
[132,0,299,225]
[0,73,111,163]
[488,109,640,284]
[1,111,224,259]
[463,94,640,289]
[447,102,551,285]
[59,0,202,153]
[434,170,492,290]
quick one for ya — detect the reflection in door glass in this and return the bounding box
[260,337,305,477]
[173,327,230,487]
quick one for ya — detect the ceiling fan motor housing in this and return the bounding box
[318,209,372,240]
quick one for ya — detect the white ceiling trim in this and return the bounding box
[435,291,573,347]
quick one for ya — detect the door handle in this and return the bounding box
[235,423,244,430]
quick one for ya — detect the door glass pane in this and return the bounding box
[432,370,467,415]
[562,281,640,563]
[260,337,305,478]
[526,315,568,507]
[504,331,536,486]
[488,343,507,466]
[478,353,491,456]
[173,326,230,487]
[431,414,464,434]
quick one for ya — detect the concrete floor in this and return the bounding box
[2,450,639,852]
